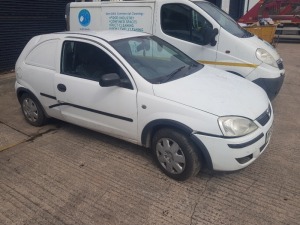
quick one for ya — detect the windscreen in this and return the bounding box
[111,35,203,84]
[195,2,253,38]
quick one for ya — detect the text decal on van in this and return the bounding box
[101,7,152,33]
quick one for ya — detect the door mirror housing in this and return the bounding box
[203,27,218,46]
[210,28,219,46]
[99,73,120,87]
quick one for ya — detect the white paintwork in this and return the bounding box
[152,66,268,118]
[216,27,282,80]
[15,31,273,172]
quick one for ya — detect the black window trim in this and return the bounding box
[59,36,136,90]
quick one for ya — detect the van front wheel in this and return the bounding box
[152,128,201,181]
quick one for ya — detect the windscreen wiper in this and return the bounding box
[161,66,185,83]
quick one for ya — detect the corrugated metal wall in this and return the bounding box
[0,0,71,73]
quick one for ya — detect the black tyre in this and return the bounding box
[20,93,47,126]
[152,128,201,181]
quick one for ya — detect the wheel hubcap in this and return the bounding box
[156,138,186,174]
[22,98,38,122]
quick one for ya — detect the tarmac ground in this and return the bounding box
[0,43,299,225]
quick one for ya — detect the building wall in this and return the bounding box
[244,0,259,14]
[206,0,222,8]
[0,0,71,73]
[221,0,231,13]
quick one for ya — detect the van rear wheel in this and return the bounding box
[20,93,47,126]
[152,128,201,181]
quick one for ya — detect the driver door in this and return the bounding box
[156,2,220,65]
[54,39,138,142]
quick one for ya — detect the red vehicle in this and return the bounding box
[239,0,300,40]
[239,0,300,24]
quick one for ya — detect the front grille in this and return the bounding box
[277,59,284,70]
[256,104,272,126]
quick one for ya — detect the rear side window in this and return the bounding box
[161,4,213,45]
[25,39,58,70]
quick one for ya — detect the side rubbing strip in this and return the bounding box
[228,133,264,149]
[198,60,258,68]
[40,93,56,100]
[49,103,133,122]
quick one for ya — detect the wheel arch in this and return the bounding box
[16,87,49,118]
[16,87,36,103]
[141,119,213,169]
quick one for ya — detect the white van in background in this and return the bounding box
[66,0,285,100]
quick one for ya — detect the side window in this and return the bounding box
[61,41,127,82]
[161,4,213,45]
[191,10,213,45]
[25,39,58,70]
[161,4,191,42]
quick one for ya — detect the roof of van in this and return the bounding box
[58,30,150,42]
[70,0,205,7]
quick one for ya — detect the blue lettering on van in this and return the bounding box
[78,9,91,27]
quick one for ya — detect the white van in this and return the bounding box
[66,0,285,100]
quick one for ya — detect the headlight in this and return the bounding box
[218,116,258,137]
[256,48,278,68]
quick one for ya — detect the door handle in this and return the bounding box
[57,84,67,92]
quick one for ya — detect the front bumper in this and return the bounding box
[193,113,273,171]
[253,73,285,101]
[247,59,285,101]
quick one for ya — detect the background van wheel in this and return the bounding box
[20,93,47,126]
[152,128,201,181]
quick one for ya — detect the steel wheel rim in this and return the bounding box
[22,98,38,122]
[156,138,186,174]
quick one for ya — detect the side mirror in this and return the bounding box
[202,27,218,46]
[210,28,219,46]
[99,73,120,87]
